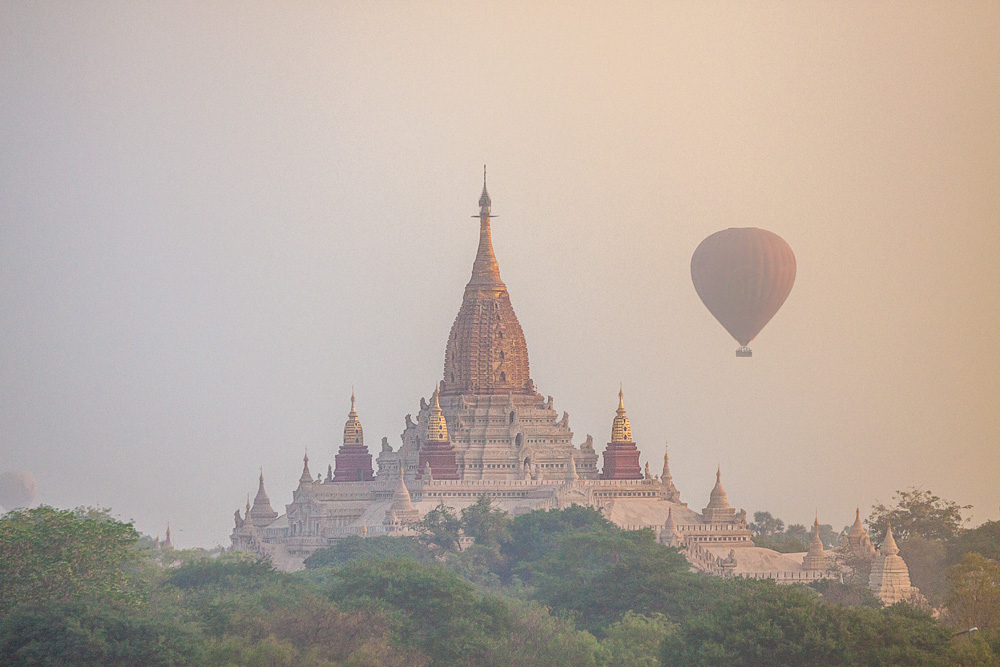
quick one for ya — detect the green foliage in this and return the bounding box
[328,557,597,666]
[949,626,1000,667]
[0,599,204,666]
[750,511,785,537]
[659,579,956,666]
[303,534,429,569]
[949,521,1000,566]
[460,495,512,550]
[750,514,838,552]
[946,553,1000,632]
[529,528,707,633]
[868,488,970,544]
[809,579,883,608]
[3,502,982,665]
[416,502,463,553]
[165,553,279,590]
[501,504,616,579]
[168,558,424,666]
[0,505,144,612]
[898,534,948,606]
[597,612,676,667]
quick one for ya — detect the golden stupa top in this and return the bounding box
[426,389,449,442]
[611,387,633,442]
[343,391,364,446]
[807,515,826,555]
[467,166,504,294]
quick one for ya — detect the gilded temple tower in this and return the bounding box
[332,392,375,482]
[600,388,643,480]
[441,167,531,396]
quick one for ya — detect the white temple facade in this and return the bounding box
[229,176,895,588]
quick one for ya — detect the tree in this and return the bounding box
[948,520,1000,566]
[303,534,429,569]
[329,557,603,666]
[460,495,512,550]
[750,511,784,537]
[501,505,617,580]
[528,528,702,633]
[598,612,676,667]
[868,489,970,544]
[0,506,143,612]
[416,502,463,553]
[659,579,956,666]
[0,600,205,666]
[946,553,1000,631]
[898,535,948,606]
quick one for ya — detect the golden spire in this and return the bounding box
[611,386,632,442]
[467,166,504,293]
[426,389,449,442]
[343,390,364,446]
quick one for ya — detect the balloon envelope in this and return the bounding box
[0,471,38,510]
[690,228,796,353]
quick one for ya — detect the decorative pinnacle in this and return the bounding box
[479,164,491,209]
[467,167,503,290]
[259,467,263,482]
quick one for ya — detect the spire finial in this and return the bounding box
[259,467,264,482]
[611,386,632,442]
[716,465,721,480]
[351,387,355,412]
[478,165,492,210]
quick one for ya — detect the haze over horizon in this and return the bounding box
[2,2,998,547]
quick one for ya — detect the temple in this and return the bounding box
[229,174,919,597]
[867,523,923,605]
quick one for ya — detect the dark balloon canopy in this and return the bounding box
[690,228,796,357]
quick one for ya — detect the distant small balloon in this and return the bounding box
[0,471,38,510]
[690,228,796,357]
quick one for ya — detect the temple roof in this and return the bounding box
[343,391,364,446]
[250,470,278,523]
[881,522,899,556]
[848,507,867,538]
[299,451,312,484]
[611,387,633,442]
[706,467,731,510]
[426,389,449,442]
[441,174,532,396]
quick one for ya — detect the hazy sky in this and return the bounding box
[2,2,997,547]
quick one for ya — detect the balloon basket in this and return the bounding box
[735,347,752,358]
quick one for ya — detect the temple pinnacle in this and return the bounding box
[479,164,491,208]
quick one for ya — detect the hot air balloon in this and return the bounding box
[0,471,37,511]
[690,228,796,357]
